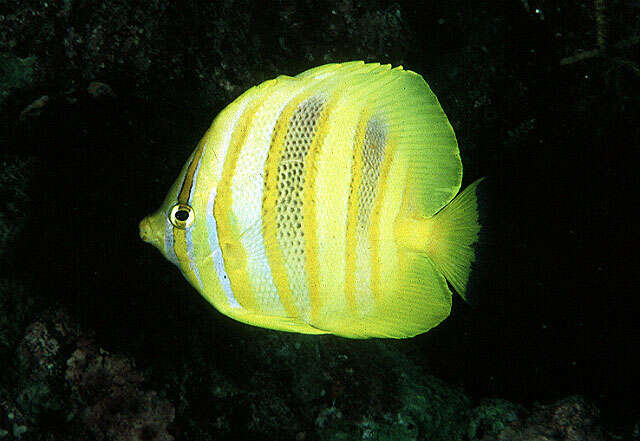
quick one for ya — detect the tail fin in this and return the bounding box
[424,178,485,302]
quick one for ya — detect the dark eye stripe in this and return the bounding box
[178,137,207,204]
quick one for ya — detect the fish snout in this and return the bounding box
[139,216,156,244]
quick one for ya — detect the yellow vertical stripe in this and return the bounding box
[344,110,369,315]
[262,92,311,318]
[302,92,340,324]
[214,98,269,312]
[172,228,189,275]
[369,134,395,303]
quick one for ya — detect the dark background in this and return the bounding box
[1,0,638,437]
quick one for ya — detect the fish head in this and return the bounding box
[139,143,211,273]
[139,190,197,269]
[139,196,200,271]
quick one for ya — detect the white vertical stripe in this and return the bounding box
[164,220,179,266]
[207,185,241,309]
[185,224,203,290]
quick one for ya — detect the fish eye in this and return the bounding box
[169,203,194,229]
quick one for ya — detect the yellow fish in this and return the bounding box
[139,61,483,338]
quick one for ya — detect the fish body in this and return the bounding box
[139,61,483,338]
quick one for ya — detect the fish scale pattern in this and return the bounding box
[358,118,387,228]
[277,95,326,311]
[354,118,387,312]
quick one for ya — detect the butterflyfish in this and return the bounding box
[139,61,484,338]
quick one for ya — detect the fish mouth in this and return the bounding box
[139,215,161,245]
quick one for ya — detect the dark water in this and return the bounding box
[1,0,638,438]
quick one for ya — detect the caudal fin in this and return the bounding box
[423,178,485,303]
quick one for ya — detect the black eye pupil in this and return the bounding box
[175,210,189,221]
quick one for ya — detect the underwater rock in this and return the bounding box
[18,95,48,120]
[0,156,36,262]
[483,395,611,441]
[0,53,36,110]
[17,320,61,379]
[189,331,472,441]
[467,398,527,440]
[2,309,175,441]
[65,345,175,441]
[87,81,115,98]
